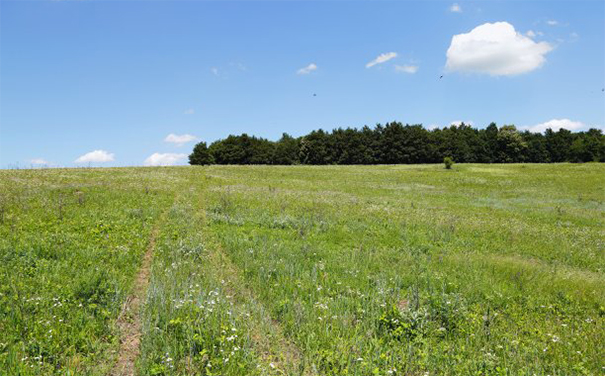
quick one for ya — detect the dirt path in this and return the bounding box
[109,220,162,376]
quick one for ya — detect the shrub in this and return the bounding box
[444,157,454,169]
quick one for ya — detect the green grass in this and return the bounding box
[1,164,603,375]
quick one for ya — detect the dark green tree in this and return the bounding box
[188,141,214,165]
[496,125,528,162]
[192,122,604,165]
[273,133,300,165]
[569,129,605,162]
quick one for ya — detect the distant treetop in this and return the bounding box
[189,122,604,165]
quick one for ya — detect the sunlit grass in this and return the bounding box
[1,164,603,375]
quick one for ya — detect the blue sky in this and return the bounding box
[1,0,604,167]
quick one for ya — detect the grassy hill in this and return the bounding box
[1,164,603,375]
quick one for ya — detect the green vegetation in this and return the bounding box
[1,164,604,375]
[444,157,454,169]
[189,123,605,165]
[188,142,213,166]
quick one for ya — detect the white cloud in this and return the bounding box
[297,63,318,75]
[366,52,398,68]
[445,22,553,76]
[450,3,462,13]
[211,67,219,76]
[164,133,198,146]
[144,153,187,166]
[547,20,558,26]
[522,118,584,133]
[30,158,49,165]
[183,108,195,115]
[75,150,114,163]
[527,30,544,38]
[394,65,419,74]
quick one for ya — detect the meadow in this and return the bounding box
[0,164,603,375]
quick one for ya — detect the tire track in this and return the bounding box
[109,210,167,376]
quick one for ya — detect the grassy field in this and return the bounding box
[0,164,603,375]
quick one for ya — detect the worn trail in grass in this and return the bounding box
[110,203,171,376]
[138,172,314,375]
[0,168,178,375]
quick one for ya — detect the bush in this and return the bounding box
[444,157,454,169]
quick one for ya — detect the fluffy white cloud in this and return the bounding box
[522,118,584,133]
[445,22,553,76]
[547,20,558,26]
[297,63,318,75]
[366,52,398,68]
[30,158,49,165]
[144,153,187,166]
[164,133,198,146]
[526,30,536,38]
[450,3,462,12]
[183,108,195,115]
[394,65,419,74]
[75,150,114,163]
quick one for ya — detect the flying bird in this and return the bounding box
[313,93,317,97]
[439,75,444,79]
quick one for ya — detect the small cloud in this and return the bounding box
[446,22,553,76]
[211,67,219,76]
[366,52,398,68]
[297,63,318,75]
[570,32,579,40]
[547,20,558,26]
[526,30,544,38]
[394,65,419,74]
[30,158,49,165]
[144,153,187,166]
[164,133,198,146]
[183,108,195,115]
[522,118,584,133]
[450,3,462,13]
[525,30,544,38]
[426,124,440,130]
[75,150,115,163]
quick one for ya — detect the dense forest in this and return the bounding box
[189,122,605,165]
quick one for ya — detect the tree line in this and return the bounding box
[189,122,605,165]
